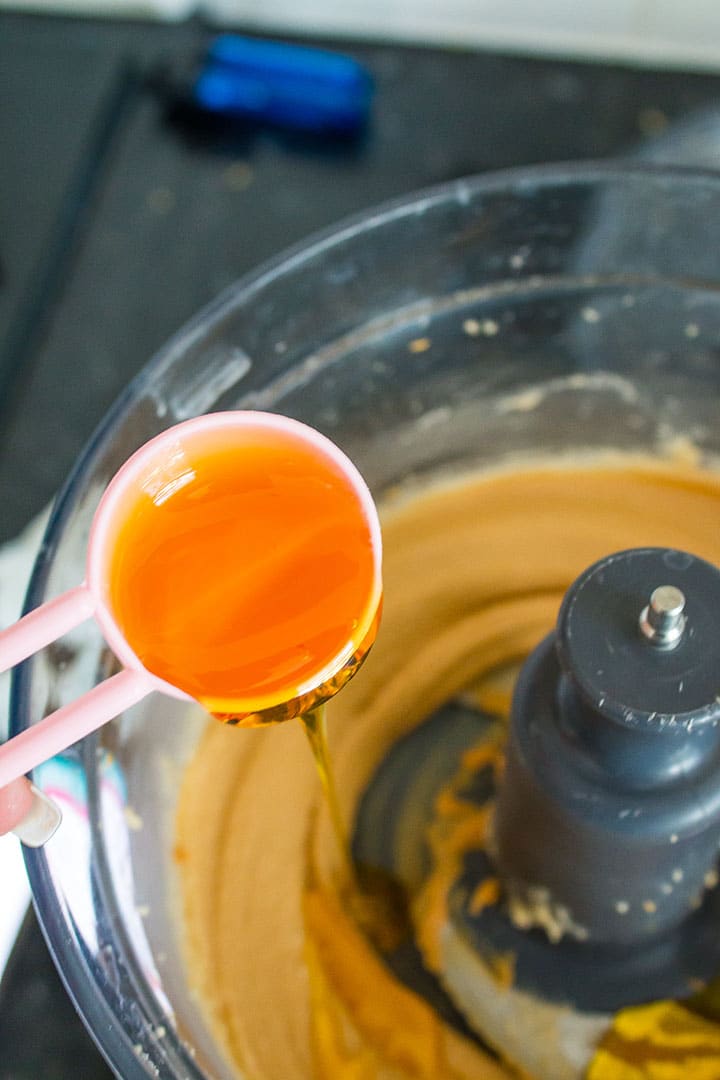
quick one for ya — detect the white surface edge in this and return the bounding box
[0,509,50,983]
[0,837,31,984]
[3,0,720,73]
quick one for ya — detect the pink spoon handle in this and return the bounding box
[0,585,95,674]
[0,668,153,788]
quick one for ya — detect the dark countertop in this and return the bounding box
[2,12,720,1077]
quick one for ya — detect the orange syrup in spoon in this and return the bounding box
[109,422,381,724]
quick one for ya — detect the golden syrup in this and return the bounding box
[303,705,354,874]
[109,427,381,723]
[303,704,411,953]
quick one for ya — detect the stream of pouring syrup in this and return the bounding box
[108,422,401,933]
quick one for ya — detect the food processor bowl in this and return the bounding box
[14,163,720,1078]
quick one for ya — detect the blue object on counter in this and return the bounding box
[193,35,373,134]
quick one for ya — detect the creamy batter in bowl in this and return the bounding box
[16,165,720,1079]
[177,449,720,1080]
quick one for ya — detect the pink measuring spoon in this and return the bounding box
[0,411,382,801]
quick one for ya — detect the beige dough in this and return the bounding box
[176,452,720,1079]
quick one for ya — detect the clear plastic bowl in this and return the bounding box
[14,163,720,1078]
